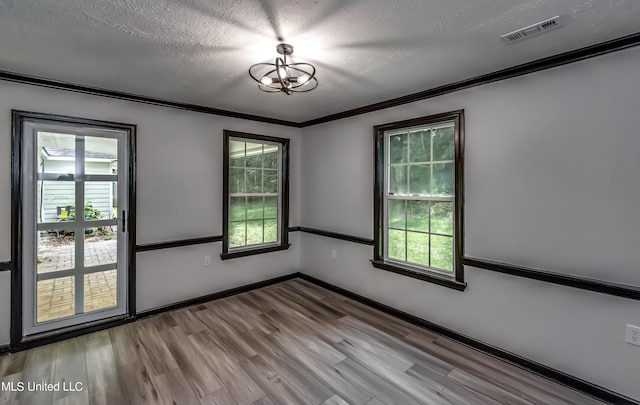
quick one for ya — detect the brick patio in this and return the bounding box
[37,239,118,322]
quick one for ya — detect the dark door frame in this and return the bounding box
[10,110,137,349]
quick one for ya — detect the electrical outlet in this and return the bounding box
[626,324,640,347]
[331,249,337,260]
[204,256,211,267]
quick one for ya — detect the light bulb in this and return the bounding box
[260,76,273,85]
[278,67,288,79]
[297,74,310,85]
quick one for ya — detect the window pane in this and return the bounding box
[388,229,406,261]
[409,130,430,162]
[264,219,278,243]
[409,164,430,196]
[388,199,406,230]
[431,202,453,235]
[389,133,408,164]
[246,143,263,168]
[407,200,429,232]
[247,197,264,220]
[431,235,453,272]
[407,232,429,267]
[263,170,278,193]
[264,196,278,219]
[389,165,407,195]
[247,220,263,245]
[432,163,454,197]
[230,222,246,248]
[229,140,246,167]
[433,126,454,161]
[263,146,279,169]
[229,168,245,193]
[230,197,246,221]
[246,169,262,193]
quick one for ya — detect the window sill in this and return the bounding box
[220,244,291,260]
[371,259,467,291]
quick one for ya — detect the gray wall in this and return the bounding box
[299,46,640,400]
[0,81,302,345]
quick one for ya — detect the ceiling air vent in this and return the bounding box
[501,16,563,44]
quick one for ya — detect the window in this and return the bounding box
[221,130,290,259]
[373,111,466,290]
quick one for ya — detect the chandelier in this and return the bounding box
[249,43,318,95]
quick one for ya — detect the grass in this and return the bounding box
[230,205,278,248]
[388,230,453,271]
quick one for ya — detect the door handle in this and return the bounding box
[121,210,126,232]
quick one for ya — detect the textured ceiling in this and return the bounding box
[0,0,638,122]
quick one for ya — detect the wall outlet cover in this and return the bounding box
[626,324,640,346]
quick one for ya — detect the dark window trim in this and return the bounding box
[371,259,466,291]
[10,110,137,348]
[221,130,290,259]
[373,110,465,290]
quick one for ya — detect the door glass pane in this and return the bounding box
[84,270,117,313]
[37,230,75,274]
[389,134,408,164]
[85,226,118,267]
[410,130,430,162]
[38,180,75,224]
[38,131,77,175]
[431,235,453,272]
[84,181,116,221]
[432,126,454,161]
[388,229,406,261]
[409,164,430,196]
[407,200,429,232]
[407,232,429,267]
[85,136,118,175]
[37,276,75,323]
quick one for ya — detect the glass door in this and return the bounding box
[22,121,129,336]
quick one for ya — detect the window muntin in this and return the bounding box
[384,121,456,273]
[228,137,282,250]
